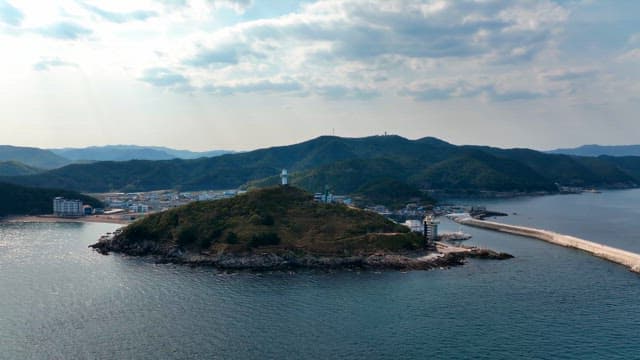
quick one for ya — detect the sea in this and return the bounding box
[1,190,640,359]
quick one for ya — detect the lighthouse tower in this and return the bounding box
[281,169,288,186]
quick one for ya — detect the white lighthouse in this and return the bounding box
[281,169,288,186]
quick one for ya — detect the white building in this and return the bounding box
[129,204,150,213]
[404,219,424,233]
[53,197,84,217]
[424,215,440,243]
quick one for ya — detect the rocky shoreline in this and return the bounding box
[90,236,513,271]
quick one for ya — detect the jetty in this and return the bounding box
[456,216,640,274]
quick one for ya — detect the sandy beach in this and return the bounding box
[1,215,132,225]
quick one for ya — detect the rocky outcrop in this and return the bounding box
[465,248,514,260]
[90,235,510,271]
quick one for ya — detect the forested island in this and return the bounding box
[91,186,510,270]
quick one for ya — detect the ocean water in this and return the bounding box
[1,190,640,359]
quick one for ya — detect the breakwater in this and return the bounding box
[458,217,640,273]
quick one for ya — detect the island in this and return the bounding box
[90,186,511,270]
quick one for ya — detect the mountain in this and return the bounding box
[548,144,640,157]
[0,145,70,169]
[50,145,234,161]
[2,136,640,199]
[0,161,43,176]
[147,147,234,159]
[0,182,102,216]
[469,147,634,187]
[414,150,555,191]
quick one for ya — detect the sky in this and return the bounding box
[0,0,638,151]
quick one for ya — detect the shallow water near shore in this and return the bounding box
[2,190,640,359]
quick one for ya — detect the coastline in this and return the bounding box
[89,235,513,271]
[1,215,131,225]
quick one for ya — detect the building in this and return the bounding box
[129,204,150,213]
[281,169,288,186]
[423,215,439,245]
[404,219,423,233]
[53,197,84,217]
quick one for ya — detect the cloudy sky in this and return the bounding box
[0,0,638,151]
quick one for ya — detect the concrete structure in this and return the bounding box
[281,169,288,186]
[423,215,439,244]
[459,217,640,273]
[53,197,84,217]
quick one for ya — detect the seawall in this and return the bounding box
[458,217,640,274]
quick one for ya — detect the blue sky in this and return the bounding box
[0,0,638,151]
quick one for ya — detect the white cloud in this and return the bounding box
[0,0,638,150]
[129,0,574,101]
[618,49,640,62]
[33,57,79,71]
[0,0,23,26]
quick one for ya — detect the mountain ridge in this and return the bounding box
[49,145,234,161]
[0,145,70,169]
[2,136,639,200]
[548,144,640,157]
[0,161,43,176]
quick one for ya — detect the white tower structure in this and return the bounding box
[281,169,288,186]
[423,215,440,245]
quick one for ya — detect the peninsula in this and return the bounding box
[90,186,511,270]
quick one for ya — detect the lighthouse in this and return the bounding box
[281,169,288,186]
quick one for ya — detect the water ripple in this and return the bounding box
[1,213,640,359]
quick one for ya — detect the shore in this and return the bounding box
[90,234,512,271]
[1,215,131,225]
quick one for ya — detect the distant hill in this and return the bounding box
[0,182,102,216]
[414,150,556,191]
[548,145,640,157]
[2,136,639,201]
[0,161,43,176]
[148,147,233,159]
[0,145,70,169]
[50,145,234,161]
[469,147,634,187]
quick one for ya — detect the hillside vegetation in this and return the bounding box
[112,186,422,256]
[0,182,102,216]
[0,161,43,176]
[2,136,639,201]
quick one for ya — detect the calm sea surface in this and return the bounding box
[2,190,640,359]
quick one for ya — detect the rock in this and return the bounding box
[466,248,514,260]
[89,234,512,271]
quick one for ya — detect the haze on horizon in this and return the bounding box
[0,0,638,152]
